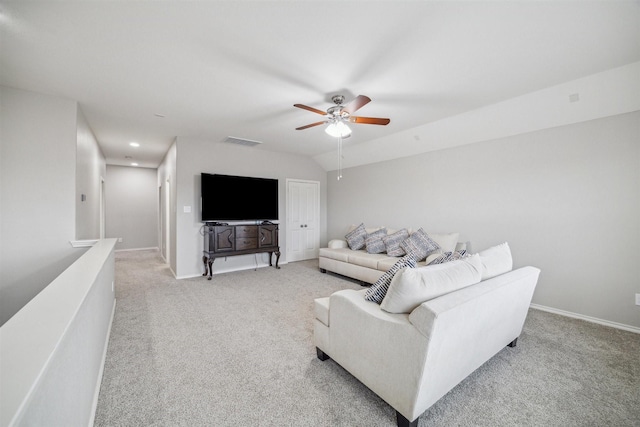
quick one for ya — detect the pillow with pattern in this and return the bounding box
[382,228,409,257]
[365,255,417,304]
[427,249,468,265]
[399,228,440,261]
[365,228,388,254]
[345,223,367,250]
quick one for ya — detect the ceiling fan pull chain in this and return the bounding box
[338,135,343,180]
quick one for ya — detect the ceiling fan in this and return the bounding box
[294,94,390,138]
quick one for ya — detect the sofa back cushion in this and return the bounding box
[380,254,483,314]
[477,242,513,280]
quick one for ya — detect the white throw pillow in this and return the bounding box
[477,242,513,280]
[429,232,460,254]
[380,254,483,314]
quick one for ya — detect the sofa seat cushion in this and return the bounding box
[319,247,353,263]
[347,251,391,269]
[376,256,404,272]
[314,297,330,327]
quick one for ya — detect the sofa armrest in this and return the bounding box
[328,239,348,249]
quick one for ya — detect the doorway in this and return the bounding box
[286,179,320,262]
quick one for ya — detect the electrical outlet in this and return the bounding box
[636,293,640,306]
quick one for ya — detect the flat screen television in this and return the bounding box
[201,173,278,222]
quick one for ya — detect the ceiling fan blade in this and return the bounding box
[296,121,326,130]
[294,104,327,115]
[341,95,371,114]
[349,116,391,125]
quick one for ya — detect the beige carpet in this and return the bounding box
[94,250,640,426]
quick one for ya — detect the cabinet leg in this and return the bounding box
[202,256,209,278]
[274,251,281,269]
[268,252,273,267]
[207,259,214,280]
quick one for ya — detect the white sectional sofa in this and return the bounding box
[314,264,541,427]
[319,228,466,284]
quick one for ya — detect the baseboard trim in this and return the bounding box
[530,303,640,334]
[176,261,289,280]
[88,298,116,427]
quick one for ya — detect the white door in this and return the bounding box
[286,179,320,262]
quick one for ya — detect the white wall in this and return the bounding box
[76,108,106,240]
[105,165,158,251]
[174,138,328,279]
[0,239,116,427]
[158,141,177,275]
[0,86,82,326]
[327,111,640,329]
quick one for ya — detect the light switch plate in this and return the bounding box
[183,206,192,213]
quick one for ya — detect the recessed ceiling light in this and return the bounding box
[131,163,139,167]
[129,142,140,147]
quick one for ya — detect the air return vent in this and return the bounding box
[223,136,263,147]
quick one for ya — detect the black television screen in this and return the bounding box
[201,173,278,222]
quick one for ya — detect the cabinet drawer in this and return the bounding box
[236,237,258,250]
[235,226,258,238]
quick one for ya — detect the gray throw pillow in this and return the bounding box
[365,228,387,254]
[382,228,409,257]
[364,255,417,304]
[427,249,468,265]
[345,223,367,250]
[400,228,440,261]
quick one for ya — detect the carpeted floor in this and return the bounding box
[94,250,640,426]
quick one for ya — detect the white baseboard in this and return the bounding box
[88,298,116,427]
[530,303,640,334]
[177,261,288,280]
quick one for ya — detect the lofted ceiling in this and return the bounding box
[1,1,639,169]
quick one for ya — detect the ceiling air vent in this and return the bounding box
[223,136,263,147]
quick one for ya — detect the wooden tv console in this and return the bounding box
[202,222,280,280]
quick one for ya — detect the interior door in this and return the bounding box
[286,179,320,262]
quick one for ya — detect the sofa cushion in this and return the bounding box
[382,228,409,257]
[380,254,483,314]
[376,256,405,272]
[314,297,330,327]
[318,247,352,263]
[345,223,367,250]
[348,251,390,269]
[429,232,460,254]
[478,242,513,280]
[364,255,418,304]
[365,228,387,254]
[399,228,440,261]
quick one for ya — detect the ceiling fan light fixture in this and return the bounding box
[325,121,351,138]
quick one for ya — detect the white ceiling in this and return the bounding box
[1,1,639,169]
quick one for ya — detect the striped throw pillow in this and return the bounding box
[364,255,417,304]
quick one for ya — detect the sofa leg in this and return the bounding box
[320,268,327,273]
[316,347,330,361]
[396,411,418,427]
[508,338,518,348]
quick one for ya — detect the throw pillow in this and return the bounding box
[365,228,388,254]
[345,223,367,250]
[364,255,417,304]
[477,242,513,280]
[399,228,440,261]
[380,254,483,314]
[382,228,409,257]
[427,249,468,265]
